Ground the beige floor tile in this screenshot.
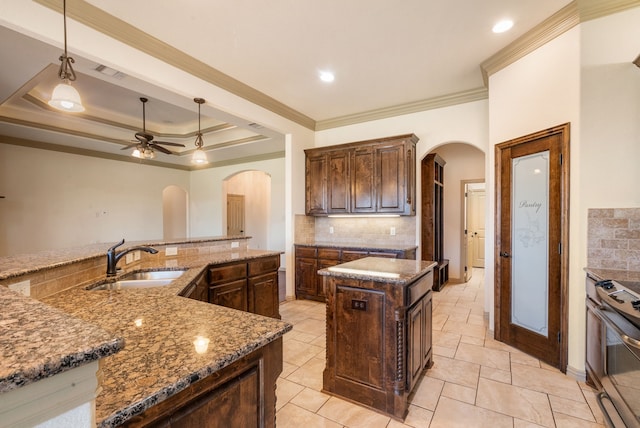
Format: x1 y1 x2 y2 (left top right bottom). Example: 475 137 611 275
441 318 486 339
476 378 554 427
286 356 326 391
581 389 606 425
511 363 583 402
277 377 305 410
480 365 512 384
430 396 513 428
454 342 511 371
432 330 461 349
425 355 480 388
403 404 434 427
290 387 331 413
283 338 324 366
293 318 326 336
409 375 444 411
460 335 484 346
549 394 596 422
281 360 298 378
431 313 448 331
433 345 456 358
514 418 547 427
276 403 343 428
317 396 391 428
441 382 476 404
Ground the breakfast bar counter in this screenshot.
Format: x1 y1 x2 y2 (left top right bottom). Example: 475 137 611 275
1 240 291 427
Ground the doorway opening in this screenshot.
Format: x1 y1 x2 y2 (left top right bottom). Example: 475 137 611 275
223 170 271 250
461 180 485 283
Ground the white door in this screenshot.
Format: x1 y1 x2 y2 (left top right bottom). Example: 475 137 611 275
468 188 485 268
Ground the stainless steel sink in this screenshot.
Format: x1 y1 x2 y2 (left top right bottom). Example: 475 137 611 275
88 270 186 290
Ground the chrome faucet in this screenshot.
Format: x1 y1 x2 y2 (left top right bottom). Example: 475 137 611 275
106 239 158 277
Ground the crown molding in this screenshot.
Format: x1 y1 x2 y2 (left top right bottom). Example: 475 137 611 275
35 0 316 131
0 134 191 170
480 2 580 86
480 0 640 84
315 88 488 131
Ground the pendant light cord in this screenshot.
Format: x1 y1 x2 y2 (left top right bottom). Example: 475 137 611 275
58 0 77 82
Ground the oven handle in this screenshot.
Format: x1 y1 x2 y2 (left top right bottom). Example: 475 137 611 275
589 299 640 350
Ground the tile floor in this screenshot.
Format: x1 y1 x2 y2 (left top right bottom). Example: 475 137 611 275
276 269 606 427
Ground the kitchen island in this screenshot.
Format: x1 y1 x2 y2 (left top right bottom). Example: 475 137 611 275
318 257 436 420
0 238 291 427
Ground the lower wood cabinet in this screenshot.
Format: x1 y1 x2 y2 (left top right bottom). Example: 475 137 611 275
207 255 281 318
122 337 283 428
323 271 433 420
295 245 416 301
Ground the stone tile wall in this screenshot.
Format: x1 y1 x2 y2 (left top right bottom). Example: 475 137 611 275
587 208 640 271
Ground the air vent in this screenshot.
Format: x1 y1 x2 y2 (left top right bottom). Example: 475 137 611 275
94 64 127 80
248 122 264 129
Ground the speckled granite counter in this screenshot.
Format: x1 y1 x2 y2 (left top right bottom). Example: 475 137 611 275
0 287 123 393
3 248 291 427
0 236 248 280
318 256 436 284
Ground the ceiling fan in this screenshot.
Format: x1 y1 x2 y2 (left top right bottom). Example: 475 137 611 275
121 97 185 158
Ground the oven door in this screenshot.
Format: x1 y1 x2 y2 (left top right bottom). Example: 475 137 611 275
596 303 640 427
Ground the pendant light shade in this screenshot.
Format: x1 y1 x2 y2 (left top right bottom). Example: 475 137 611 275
191 98 209 165
48 0 85 113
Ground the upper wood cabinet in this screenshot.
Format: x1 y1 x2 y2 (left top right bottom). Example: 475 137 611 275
305 134 418 216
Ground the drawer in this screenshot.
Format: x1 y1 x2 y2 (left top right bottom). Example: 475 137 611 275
318 247 341 260
407 271 433 307
295 246 317 258
342 250 369 261
368 251 397 259
248 256 280 276
209 263 247 284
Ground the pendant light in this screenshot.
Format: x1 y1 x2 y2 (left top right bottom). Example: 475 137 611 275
191 98 209 165
48 0 85 112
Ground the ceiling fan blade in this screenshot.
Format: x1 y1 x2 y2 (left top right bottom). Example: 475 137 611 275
150 143 173 155
135 131 153 143
153 141 186 147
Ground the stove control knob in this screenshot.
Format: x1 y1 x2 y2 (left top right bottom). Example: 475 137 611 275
596 279 614 290
632 300 640 310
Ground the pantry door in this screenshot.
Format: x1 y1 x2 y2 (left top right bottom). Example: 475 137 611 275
494 123 569 371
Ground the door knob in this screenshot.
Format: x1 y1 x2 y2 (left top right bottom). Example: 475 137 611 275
500 251 510 258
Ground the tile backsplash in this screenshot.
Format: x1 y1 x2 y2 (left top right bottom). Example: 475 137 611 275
587 208 640 271
295 214 416 246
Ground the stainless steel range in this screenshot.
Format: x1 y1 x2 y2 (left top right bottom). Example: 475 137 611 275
586 277 640 427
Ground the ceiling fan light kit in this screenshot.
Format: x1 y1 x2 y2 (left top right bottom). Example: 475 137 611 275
48 0 85 113
122 97 185 159
191 98 209 165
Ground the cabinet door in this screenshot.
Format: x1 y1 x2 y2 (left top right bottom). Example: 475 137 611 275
210 280 248 312
295 257 318 298
342 250 369 262
375 140 407 213
328 150 351 214
317 259 340 299
306 152 328 215
352 146 376 213
249 272 279 318
423 293 433 370
407 300 424 392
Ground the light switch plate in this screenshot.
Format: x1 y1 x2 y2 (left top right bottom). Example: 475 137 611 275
165 247 178 256
9 280 30 296
231 242 239 248
390 227 396 236
125 253 134 264
134 251 141 261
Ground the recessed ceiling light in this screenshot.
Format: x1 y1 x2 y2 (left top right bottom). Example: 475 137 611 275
492 19 513 33
319 71 335 83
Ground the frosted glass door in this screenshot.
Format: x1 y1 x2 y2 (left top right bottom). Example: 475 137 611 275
511 151 549 337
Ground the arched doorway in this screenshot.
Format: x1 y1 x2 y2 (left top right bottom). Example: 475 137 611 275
162 185 188 240
223 170 271 250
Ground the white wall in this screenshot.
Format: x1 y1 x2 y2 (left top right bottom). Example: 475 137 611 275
224 170 271 250
488 27 581 374
430 143 485 281
0 143 190 256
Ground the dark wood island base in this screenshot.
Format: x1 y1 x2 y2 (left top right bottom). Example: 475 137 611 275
319 257 436 421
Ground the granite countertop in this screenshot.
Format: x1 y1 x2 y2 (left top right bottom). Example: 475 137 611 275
0 235 249 280
318 256 437 285
3 248 291 427
295 241 418 252
0 287 123 394
584 267 640 283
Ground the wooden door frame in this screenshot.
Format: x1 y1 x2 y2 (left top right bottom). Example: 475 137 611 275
494 123 570 372
460 179 485 282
